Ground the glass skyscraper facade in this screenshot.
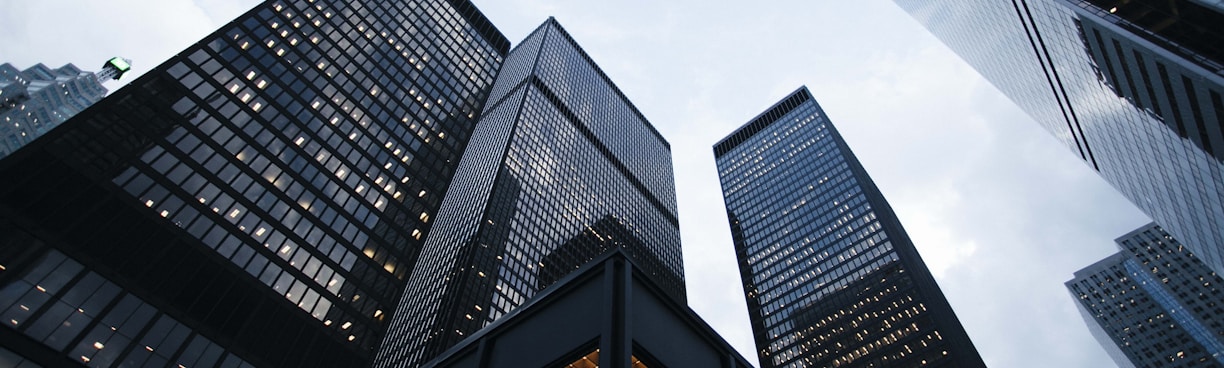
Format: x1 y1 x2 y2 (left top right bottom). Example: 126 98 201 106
375 18 684 367
1067 223 1224 367
0 60 122 158
0 0 509 366
894 0 1224 276
715 87 984 368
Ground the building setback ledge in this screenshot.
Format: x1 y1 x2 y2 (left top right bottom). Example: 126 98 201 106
423 249 752 368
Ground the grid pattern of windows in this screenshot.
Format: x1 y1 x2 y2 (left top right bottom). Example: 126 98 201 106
376 18 682 367
1068 224 1224 367
0 242 253 368
101 0 508 354
0 0 508 366
894 0 1224 279
715 87 984 367
1073 0 1224 72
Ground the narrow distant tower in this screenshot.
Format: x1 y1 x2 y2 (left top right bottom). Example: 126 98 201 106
0 57 129 157
715 87 985 367
1067 223 1224 367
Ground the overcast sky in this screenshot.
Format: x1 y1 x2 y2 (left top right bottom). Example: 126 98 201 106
1 0 1153 366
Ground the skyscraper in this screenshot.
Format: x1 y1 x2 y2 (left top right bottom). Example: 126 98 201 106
894 0 1224 275
0 0 509 366
715 87 985 367
1067 223 1224 367
375 18 684 367
0 58 129 158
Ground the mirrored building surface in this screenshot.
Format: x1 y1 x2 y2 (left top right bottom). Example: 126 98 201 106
0 0 509 366
894 0 1224 276
1067 223 1224 367
714 87 985 368
375 18 684 368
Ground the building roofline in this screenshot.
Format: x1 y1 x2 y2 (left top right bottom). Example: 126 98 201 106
1112 222 1159 244
1068 251 1129 282
713 86 812 158
445 0 512 55
542 18 672 150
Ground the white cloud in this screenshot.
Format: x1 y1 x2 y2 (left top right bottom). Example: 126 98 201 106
191 0 257 25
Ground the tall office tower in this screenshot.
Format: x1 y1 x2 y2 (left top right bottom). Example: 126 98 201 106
375 18 684 367
0 58 130 158
894 0 1224 275
1067 223 1224 367
0 0 509 366
715 87 985 368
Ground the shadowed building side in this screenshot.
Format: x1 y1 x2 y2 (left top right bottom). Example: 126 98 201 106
426 168 521 355
0 0 509 366
538 214 674 292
